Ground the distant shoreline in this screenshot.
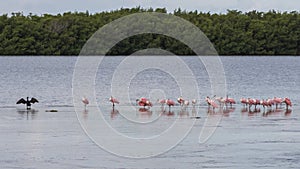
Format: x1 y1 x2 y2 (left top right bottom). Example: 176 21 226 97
0 8 299 55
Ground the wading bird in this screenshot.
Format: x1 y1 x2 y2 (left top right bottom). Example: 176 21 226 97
273 97 283 109
157 99 166 107
283 97 292 110
182 100 190 110
177 96 185 106
183 100 189 107
240 98 248 107
166 99 175 111
109 96 119 108
191 99 197 107
225 95 236 108
16 97 39 110
260 99 268 110
266 98 274 109
82 97 89 109
248 98 260 110
136 98 152 109
205 96 218 110
215 97 225 107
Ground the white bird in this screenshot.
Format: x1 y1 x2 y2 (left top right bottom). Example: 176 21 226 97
82 97 89 109
192 99 197 107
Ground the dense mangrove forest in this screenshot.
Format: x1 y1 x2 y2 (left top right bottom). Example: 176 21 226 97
0 7 299 55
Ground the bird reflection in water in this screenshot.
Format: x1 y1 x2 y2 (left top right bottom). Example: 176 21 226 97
156 107 174 117
284 109 292 116
191 107 196 116
262 108 292 117
110 108 119 119
241 107 248 115
137 108 152 118
178 109 189 118
240 107 261 116
81 108 120 120
239 106 292 117
164 110 175 117
262 109 280 117
223 107 235 117
247 108 261 116
206 107 220 115
17 108 38 120
82 109 88 119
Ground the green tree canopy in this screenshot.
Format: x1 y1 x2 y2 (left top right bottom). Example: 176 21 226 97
0 8 299 55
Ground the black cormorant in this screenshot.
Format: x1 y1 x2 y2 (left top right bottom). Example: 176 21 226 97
16 97 39 110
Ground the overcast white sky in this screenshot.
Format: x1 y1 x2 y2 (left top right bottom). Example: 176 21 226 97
0 0 299 15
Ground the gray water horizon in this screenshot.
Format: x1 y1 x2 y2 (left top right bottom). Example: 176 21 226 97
0 56 299 168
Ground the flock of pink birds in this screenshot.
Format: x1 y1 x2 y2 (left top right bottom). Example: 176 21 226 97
82 95 292 111
205 96 292 110
240 97 292 110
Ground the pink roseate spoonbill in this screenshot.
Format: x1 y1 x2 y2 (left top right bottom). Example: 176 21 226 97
254 99 260 110
225 95 236 108
82 97 89 109
166 99 175 111
205 96 218 109
247 98 255 109
16 97 39 110
215 97 225 107
283 97 292 110
157 99 166 107
266 98 274 109
248 98 259 110
109 96 119 107
136 98 144 106
273 97 283 109
205 96 211 108
136 97 147 106
247 98 257 110
240 98 248 107
145 100 153 108
260 99 268 110
136 98 152 109
177 96 185 106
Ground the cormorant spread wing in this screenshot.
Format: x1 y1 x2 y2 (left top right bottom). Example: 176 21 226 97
30 97 39 104
16 98 26 104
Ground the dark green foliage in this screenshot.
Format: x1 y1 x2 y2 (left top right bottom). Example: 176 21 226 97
107 34 196 55
0 8 299 55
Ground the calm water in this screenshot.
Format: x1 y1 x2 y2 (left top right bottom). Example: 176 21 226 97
0 56 299 169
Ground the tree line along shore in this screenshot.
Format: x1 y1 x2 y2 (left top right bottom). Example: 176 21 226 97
0 7 299 55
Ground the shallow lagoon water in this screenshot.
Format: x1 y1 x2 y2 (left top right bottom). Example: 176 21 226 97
0 56 299 169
